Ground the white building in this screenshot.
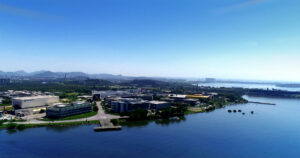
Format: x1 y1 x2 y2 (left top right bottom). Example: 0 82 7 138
12 96 59 109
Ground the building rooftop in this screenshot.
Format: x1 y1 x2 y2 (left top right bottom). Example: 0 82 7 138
12 95 58 100
112 98 148 104
47 102 91 111
149 101 169 104
168 94 187 98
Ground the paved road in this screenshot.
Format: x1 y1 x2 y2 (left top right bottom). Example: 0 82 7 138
12 102 121 124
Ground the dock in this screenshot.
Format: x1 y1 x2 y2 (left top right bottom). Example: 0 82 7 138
94 119 122 132
248 101 276 105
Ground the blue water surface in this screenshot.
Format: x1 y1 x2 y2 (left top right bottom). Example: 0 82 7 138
1 96 300 158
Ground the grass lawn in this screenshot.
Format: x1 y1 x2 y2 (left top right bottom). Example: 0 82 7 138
0 105 13 111
40 111 98 121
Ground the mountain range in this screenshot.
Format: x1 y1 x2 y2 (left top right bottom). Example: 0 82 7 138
0 70 133 80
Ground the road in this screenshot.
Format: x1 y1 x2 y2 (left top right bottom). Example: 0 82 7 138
12 102 121 124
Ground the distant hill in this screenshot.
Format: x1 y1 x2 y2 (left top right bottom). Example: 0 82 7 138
0 70 191 84
0 70 133 81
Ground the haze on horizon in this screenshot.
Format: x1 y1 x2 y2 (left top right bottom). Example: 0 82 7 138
0 0 299 82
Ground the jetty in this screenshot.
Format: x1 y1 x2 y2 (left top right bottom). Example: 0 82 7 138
94 119 122 132
248 101 276 105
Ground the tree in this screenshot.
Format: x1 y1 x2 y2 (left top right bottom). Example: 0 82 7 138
17 124 26 130
175 105 187 115
129 108 148 121
158 107 176 119
40 109 45 113
92 102 98 112
6 123 17 130
1 98 12 106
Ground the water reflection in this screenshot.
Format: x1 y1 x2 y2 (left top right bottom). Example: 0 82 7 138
6 129 17 134
155 117 186 126
121 117 187 128
45 126 81 132
121 120 151 128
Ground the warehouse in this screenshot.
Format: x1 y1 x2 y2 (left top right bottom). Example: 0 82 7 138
12 96 59 109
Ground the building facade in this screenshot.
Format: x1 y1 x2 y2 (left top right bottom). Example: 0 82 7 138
12 96 59 109
111 98 149 113
149 101 171 110
46 102 92 119
110 99 170 113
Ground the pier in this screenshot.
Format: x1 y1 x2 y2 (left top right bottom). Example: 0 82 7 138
248 101 276 105
94 119 122 132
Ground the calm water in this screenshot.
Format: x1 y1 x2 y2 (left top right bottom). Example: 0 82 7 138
198 82 300 91
1 96 300 158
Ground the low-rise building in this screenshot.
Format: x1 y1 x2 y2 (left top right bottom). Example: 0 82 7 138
183 99 199 106
46 102 92 119
168 94 187 101
109 98 171 113
92 89 145 101
92 90 130 100
122 94 153 101
149 101 170 110
111 98 149 113
186 94 211 99
12 96 59 109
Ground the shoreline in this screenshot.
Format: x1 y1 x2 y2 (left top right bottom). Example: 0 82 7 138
0 100 248 130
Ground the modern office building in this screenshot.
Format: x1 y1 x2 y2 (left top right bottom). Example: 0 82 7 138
149 101 171 110
110 98 171 113
12 96 59 109
123 94 153 101
92 90 130 100
111 98 149 113
46 102 92 119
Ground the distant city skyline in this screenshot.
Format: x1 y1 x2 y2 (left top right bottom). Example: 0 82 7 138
1 0 300 81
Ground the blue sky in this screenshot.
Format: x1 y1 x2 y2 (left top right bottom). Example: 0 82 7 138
0 0 300 81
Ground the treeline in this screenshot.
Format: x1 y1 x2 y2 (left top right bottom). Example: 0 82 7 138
245 89 300 98
120 105 187 121
0 80 112 93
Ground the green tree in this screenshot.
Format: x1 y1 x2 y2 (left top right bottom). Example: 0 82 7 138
6 123 17 130
129 108 148 120
17 124 26 131
93 104 99 112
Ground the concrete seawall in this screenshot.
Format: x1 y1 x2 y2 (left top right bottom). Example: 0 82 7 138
94 119 122 132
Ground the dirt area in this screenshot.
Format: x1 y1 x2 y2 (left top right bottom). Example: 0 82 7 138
23 113 46 120
0 106 13 111
188 107 205 113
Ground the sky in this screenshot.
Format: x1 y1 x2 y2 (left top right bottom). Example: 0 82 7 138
0 0 300 82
